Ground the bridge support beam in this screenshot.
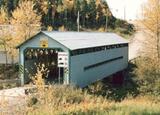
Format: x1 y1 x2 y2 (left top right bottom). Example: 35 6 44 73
111 71 124 85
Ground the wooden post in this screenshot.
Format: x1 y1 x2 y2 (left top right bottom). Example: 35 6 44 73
58 67 61 84
77 11 80 32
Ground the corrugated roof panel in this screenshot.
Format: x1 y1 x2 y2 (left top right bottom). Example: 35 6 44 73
42 31 128 50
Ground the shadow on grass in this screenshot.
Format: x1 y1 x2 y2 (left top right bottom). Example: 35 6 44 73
84 62 140 101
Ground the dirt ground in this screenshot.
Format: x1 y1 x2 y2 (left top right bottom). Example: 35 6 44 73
129 23 145 60
0 87 27 115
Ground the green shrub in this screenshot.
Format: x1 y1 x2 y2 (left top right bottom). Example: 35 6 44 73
50 85 85 104
133 57 160 97
27 97 38 107
85 76 139 101
0 84 3 90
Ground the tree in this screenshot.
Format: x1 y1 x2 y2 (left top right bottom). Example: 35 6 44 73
5 0 42 62
32 0 63 27
0 0 14 15
11 0 41 42
0 7 8 24
140 0 160 61
0 7 10 65
134 0 160 96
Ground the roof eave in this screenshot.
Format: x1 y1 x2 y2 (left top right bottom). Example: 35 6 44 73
41 31 71 51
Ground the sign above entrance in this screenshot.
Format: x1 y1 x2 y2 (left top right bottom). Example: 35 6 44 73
40 38 48 48
58 52 68 68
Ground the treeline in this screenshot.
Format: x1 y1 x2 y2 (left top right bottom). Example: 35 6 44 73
0 0 134 65
0 0 133 31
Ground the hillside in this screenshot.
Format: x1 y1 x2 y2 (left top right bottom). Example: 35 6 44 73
0 0 134 35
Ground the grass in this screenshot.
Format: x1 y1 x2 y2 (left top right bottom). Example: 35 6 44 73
108 97 160 115
23 66 160 115
0 85 159 115
0 82 19 90
1 84 160 115
107 27 135 39
24 86 160 115
0 64 19 90
1 63 160 115
0 45 4 50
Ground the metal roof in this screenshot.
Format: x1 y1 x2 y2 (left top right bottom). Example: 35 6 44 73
17 31 129 50
42 31 129 50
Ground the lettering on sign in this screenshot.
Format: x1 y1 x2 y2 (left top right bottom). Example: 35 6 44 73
58 52 68 67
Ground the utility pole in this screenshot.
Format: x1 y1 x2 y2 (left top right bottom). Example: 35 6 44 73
124 6 126 20
105 15 108 32
77 11 80 32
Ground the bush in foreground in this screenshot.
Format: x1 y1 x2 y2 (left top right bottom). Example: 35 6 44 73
25 85 160 115
3 62 158 115
22 63 160 115
133 57 160 97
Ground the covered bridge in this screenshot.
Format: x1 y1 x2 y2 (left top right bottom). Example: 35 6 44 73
17 31 129 87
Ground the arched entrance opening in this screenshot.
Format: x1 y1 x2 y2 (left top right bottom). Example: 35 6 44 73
24 48 64 84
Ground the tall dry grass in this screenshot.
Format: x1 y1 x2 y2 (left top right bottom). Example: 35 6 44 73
25 66 160 115
0 64 160 115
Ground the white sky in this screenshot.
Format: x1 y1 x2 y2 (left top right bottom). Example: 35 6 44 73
106 0 147 20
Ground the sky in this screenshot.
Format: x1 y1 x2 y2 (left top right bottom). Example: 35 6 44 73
106 0 147 20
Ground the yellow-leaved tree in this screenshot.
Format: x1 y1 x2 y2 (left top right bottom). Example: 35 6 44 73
0 7 9 24
11 0 41 42
134 0 160 95
0 7 11 64
9 0 42 60
140 0 160 61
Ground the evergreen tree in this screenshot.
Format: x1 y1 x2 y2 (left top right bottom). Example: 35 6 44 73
0 0 132 32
